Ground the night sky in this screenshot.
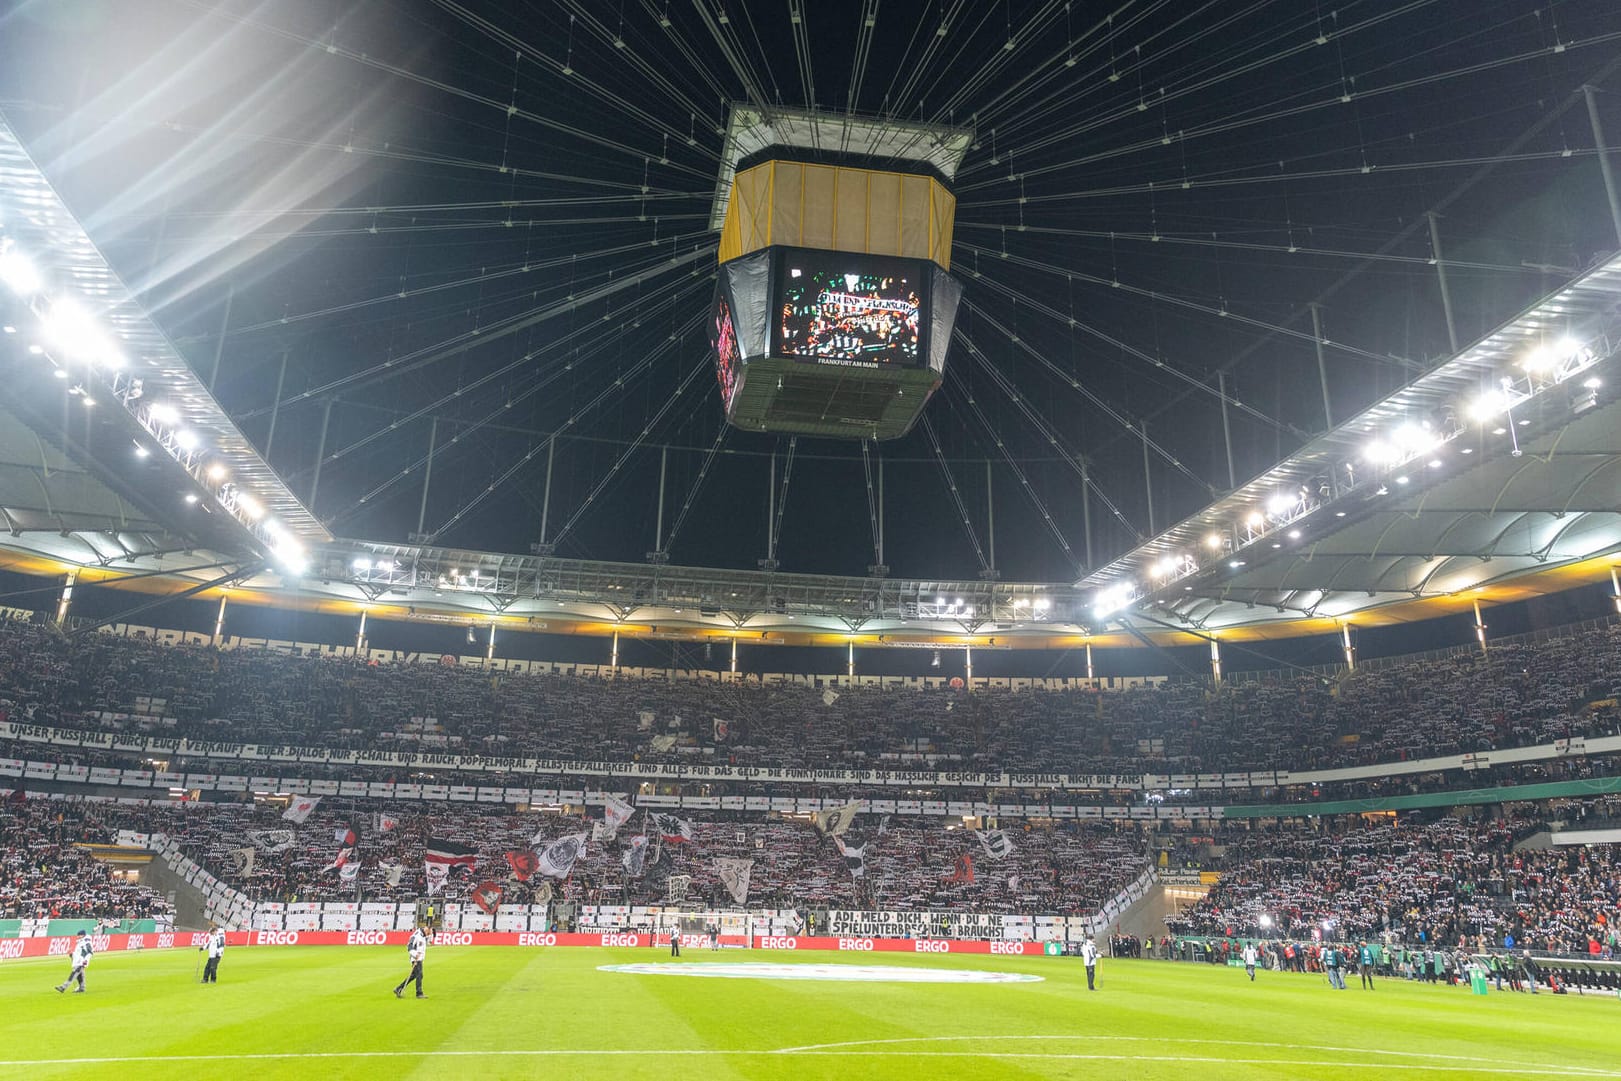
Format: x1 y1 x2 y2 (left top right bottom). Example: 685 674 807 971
2 0 1618 583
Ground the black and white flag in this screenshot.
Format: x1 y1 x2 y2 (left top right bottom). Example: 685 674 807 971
975 829 1016 860
834 836 866 878
537 832 588 879
715 858 752 905
228 847 255 878
248 829 296 852
621 834 651 877
812 802 862 837
651 813 694 843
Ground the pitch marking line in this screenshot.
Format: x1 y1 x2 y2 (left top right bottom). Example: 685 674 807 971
1 1041 1615 1076
777 1035 1618 1076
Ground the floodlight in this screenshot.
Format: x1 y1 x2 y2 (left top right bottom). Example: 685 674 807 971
1267 494 1295 518
206 463 228 482
175 429 199 451
352 557 372 572
0 247 41 295
1361 440 1396 464
1204 532 1223 550
148 403 180 425
1468 388 1509 422
236 493 263 519
1391 423 1433 451
1522 343 1557 372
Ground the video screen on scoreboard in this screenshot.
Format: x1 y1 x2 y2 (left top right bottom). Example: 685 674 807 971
773 250 926 368
713 290 741 410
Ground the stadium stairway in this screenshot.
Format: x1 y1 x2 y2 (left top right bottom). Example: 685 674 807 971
1107 881 1178 943
139 854 208 931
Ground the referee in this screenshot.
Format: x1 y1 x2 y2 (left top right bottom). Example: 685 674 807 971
55 930 93 994
394 926 428 999
201 926 226 983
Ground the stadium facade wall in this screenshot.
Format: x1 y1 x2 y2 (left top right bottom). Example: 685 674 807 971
89 619 1171 693
6 717 1617 798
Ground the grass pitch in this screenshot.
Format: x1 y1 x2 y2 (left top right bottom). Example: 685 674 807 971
1 946 1617 1080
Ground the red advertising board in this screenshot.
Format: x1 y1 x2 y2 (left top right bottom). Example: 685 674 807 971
1 930 1049 960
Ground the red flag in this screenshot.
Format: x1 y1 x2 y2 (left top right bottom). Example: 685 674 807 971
4 788 23 804
944 853 974 883
472 880 504 914
505 850 539 882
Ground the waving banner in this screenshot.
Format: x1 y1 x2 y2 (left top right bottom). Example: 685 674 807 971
537 832 588 879
715 858 753 905
248 830 296 852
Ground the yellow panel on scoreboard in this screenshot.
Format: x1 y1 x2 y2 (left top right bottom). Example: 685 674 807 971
718 160 955 269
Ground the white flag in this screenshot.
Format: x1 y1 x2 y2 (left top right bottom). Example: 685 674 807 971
637 710 655 731
975 829 1016 860
715 858 752 905
374 813 400 833
281 795 321 824
590 821 615 844
603 794 636 830
649 734 678 752
537 832 588 879
822 689 839 706
666 874 691 904
384 862 405 888
339 862 360 882
424 861 449 895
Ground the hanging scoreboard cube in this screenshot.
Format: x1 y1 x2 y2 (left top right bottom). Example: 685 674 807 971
709 107 969 440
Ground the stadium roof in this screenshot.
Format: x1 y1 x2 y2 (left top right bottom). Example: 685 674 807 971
0 113 329 574
1 3 1621 649
1083 252 1621 635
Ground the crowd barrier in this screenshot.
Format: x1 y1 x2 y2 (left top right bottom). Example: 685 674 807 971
0 929 1068 961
